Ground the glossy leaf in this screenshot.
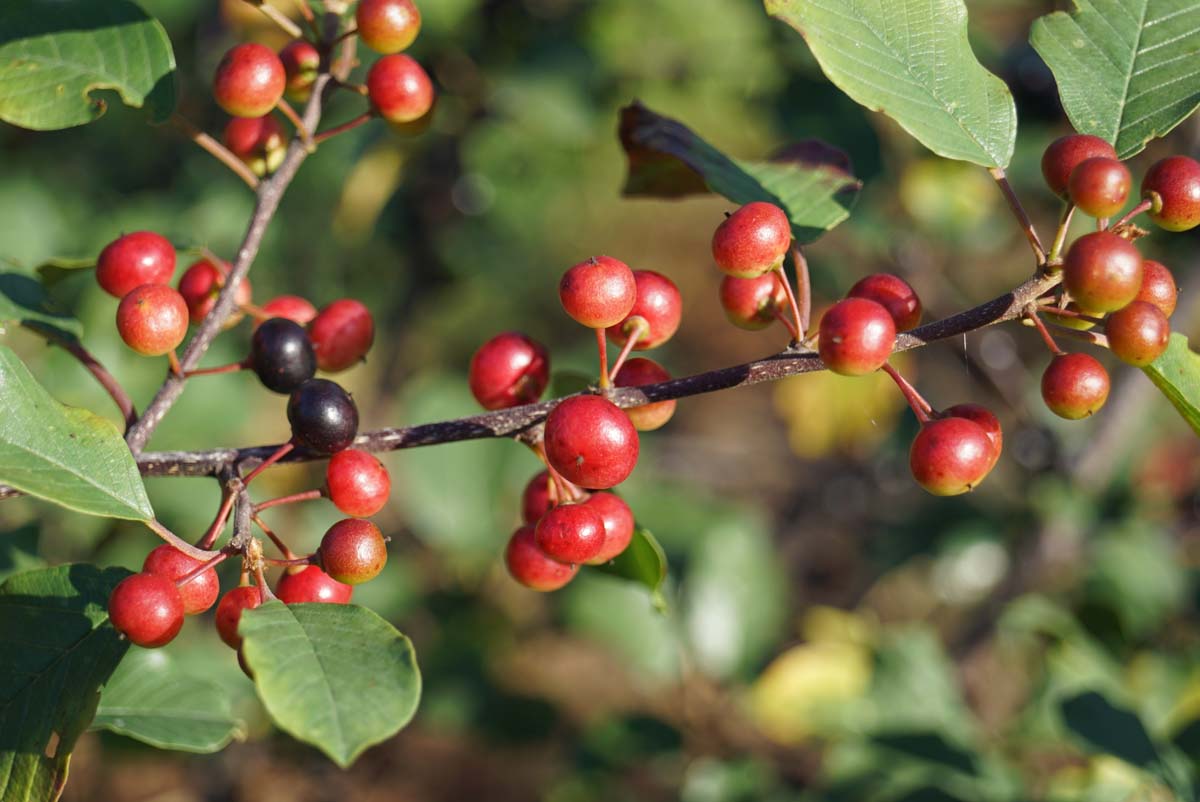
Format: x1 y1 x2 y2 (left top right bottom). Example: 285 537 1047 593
0 345 152 521
93 649 245 754
0 526 43 586
619 102 860 243
765 0 1016 167
1032 0 1200 159
240 602 421 768
593 527 669 612
0 564 131 802
0 267 82 340
0 0 176 131
1142 334 1200 436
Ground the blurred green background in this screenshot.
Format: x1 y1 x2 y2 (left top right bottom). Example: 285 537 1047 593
4 0 1200 799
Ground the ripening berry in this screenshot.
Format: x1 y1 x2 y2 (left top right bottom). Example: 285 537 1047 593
818 298 896 376
367 54 435 124
116 284 189 356
606 270 682 350
1135 260 1177 318
142 544 219 615
308 299 375 373
250 317 317 393
288 379 360 453
521 470 560 524
847 273 922 331
909 417 994 496
505 525 578 591
279 40 320 102
319 519 388 585
1104 301 1170 367
941 403 1003 470
468 332 550 410
356 0 422 54
544 395 639 490
613 357 676 431
711 201 792 278
582 492 635 565
719 273 788 330
1068 157 1131 219
1142 155 1200 232
1041 134 1117 199
259 294 318 327
559 256 637 329
108 572 185 648
223 115 287 177
1041 353 1110 419
96 231 176 298
534 502 606 564
177 258 251 324
1043 303 1099 332
1062 231 1143 313
215 586 262 650
277 565 353 605
325 448 391 517
213 43 286 118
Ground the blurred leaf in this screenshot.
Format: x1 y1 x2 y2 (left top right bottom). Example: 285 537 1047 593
549 370 593 399
34 258 94 288
1031 0 1200 159
0 268 82 339
93 649 245 754
619 102 860 243
1085 524 1185 637
1061 691 1159 768
0 0 176 131
0 345 152 521
1142 334 1200 437
593 527 669 612
872 732 980 776
240 602 421 768
749 640 872 743
765 0 1017 167
0 564 131 802
0 525 43 585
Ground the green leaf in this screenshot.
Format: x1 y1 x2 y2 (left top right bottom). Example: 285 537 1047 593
1031 0 1200 159
0 0 176 131
619 102 861 243
93 649 245 754
1142 334 1200 436
240 602 422 768
0 564 131 802
34 258 94 289
593 527 669 612
0 526 43 586
0 267 82 340
764 0 1017 168
0 345 152 521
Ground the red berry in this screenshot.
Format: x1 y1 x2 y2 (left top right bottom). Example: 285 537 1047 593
319 519 388 585
468 332 550 410
213 43 286 118
1068 157 1131 219
909 417 994 496
279 40 320 101
177 258 252 324
1142 155 1200 232
505 525 578 591
521 470 560 524
96 231 176 298
142 544 219 615
1135 260 1177 318
613 357 676 431
116 284 189 356
544 395 639 490
367 54 434 124
719 273 788 330
1041 134 1117 199
325 448 391 517
1062 231 1143 313
941 403 1002 470
582 492 634 565
276 565 353 605
847 273 922 331
215 586 262 650
108 572 185 648
259 294 318 327
223 115 287 177
1041 353 1110 419
818 298 896 376
711 202 792 278
534 502 606 564
559 256 637 329
308 298 375 372
606 270 682 350
356 0 422 54
1104 301 1170 367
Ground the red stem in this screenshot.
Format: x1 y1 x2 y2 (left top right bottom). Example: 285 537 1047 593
313 111 374 144
253 515 297 560
266 555 316 567
24 323 137 431
186 359 249 378
243 441 295 485
1111 199 1152 229
772 307 800 341
1024 309 1065 356
608 319 648 381
196 491 237 549
774 263 805 345
176 550 229 587
254 488 324 512
882 362 932 423
595 328 611 390
989 167 1046 265
277 99 313 146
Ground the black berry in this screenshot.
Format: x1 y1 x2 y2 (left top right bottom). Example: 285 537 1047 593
287 378 359 453
250 317 316 393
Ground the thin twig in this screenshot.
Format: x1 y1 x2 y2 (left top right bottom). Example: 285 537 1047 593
23 322 136 430
144 519 222 562
169 114 259 191
790 245 812 336
989 167 1046 265
254 1 304 38
313 111 373 144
